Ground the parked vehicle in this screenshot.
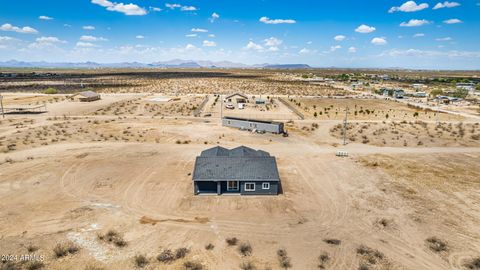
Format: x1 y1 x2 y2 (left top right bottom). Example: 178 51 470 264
225 103 234 109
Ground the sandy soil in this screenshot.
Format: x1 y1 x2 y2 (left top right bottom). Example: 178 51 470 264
1 88 480 270
286 97 464 122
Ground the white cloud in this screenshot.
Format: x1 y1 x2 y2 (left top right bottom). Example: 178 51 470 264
330 45 341 52
307 41 312 45
191 28 208 33
185 34 197 37
36 36 66 44
259 16 296 24
334 35 346 41
264 37 283 47
165 3 196 11
64 24 72 27
185 44 196 50
267 46 279 52
436 37 452 41
165 3 181 9
83 25 95 30
382 48 480 58
371 37 387 45
413 33 425 37
433 1 460 9
181 6 197 11
91 0 147 15
443 18 462 24
76 41 98 48
389 1 429 13
355 24 376 33
150 6 161 12
299 48 312 54
0 23 38 34
210 12 220 23
39 16 53 20
203 40 216 47
348 46 357 53
400 19 431 27
208 34 215 38
135 35 144 39
245 41 263 51
80 35 108 41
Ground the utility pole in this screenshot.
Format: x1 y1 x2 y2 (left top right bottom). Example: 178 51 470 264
343 106 349 145
0 93 4 118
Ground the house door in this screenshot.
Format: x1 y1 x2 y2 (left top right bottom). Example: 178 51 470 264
227 181 239 191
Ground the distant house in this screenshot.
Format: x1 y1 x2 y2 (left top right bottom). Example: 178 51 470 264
412 83 426 90
412 91 427 98
192 146 280 195
381 88 404 98
70 91 101 102
225 93 248 104
222 116 284 134
456 83 476 93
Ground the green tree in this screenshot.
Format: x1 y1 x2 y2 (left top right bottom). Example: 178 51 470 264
43 87 58 94
430 89 444 97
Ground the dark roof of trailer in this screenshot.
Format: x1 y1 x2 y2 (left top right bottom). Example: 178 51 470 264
193 146 279 181
222 116 283 125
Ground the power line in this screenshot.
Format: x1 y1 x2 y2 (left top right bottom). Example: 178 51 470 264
0 94 4 119
343 106 349 145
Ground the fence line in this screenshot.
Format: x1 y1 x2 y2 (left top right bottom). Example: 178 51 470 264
277 97 305 120
194 95 209 117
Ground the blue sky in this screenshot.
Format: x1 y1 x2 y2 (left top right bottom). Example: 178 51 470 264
0 0 479 69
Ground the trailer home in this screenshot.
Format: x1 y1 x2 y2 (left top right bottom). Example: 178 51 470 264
222 116 284 134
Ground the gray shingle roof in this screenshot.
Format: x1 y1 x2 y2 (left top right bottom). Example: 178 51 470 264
193 146 279 181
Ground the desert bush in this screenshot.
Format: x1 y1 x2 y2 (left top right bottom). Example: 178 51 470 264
226 237 238 246
84 264 105 270
318 252 330 269
238 242 252 256
43 87 58 95
184 261 203 270
277 248 287 258
175 247 190 259
240 261 256 270
426 237 448 252
133 254 149 268
98 230 127 247
25 261 44 270
27 244 39 252
0 261 20 270
157 249 174 263
356 245 384 265
53 242 78 258
358 264 369 270
277 248 292 269
464 257 480 270
323 238 341 245
205 243 214 250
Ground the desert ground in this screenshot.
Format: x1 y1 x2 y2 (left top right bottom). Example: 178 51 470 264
0 69 480 270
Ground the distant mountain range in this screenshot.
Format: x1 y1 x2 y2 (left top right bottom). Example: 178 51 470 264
0 59 312 69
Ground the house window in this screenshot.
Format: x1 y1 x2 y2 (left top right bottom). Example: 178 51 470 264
262 182 270 189
244 183 255 191
227 181 239 191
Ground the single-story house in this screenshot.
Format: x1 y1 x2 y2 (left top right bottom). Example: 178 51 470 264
192 146 280 195
70 91 101 102
225 93 248 104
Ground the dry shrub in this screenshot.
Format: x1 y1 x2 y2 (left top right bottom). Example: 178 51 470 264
133 254 149 268
323 238 341 245
175 247 189 259
464 257 480 270
157 249 174 263
426 237 448 252
97 230 127 247
205 243 214 250
53 242 79 258
356 245 384 265
318 252 330 269
277 248 292 269
240 261 256 270
226 237 238 246
238 242 252 256
184 261 203 270
25 261 44 270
